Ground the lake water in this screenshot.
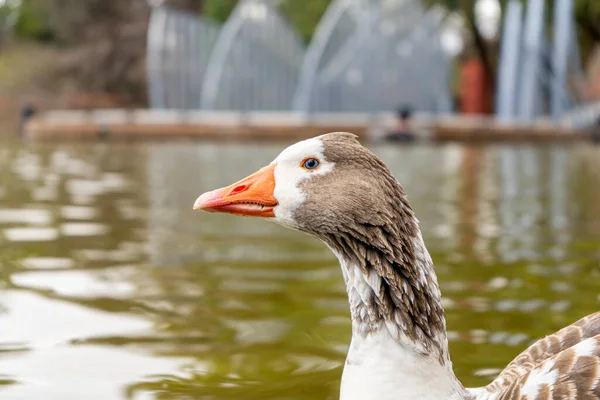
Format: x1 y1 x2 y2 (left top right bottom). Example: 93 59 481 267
1 138 600 399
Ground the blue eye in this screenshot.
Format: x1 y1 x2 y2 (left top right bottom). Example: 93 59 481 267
302 157 320 170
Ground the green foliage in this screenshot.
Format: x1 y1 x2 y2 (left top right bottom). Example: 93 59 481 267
203 0 238 23
0 4 10 18
278 0 330 42
14 2 53 41
202 0 330 43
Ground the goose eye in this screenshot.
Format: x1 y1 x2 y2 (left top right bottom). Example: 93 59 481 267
301 157 320 170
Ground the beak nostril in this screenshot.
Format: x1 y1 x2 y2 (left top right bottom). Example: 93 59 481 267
229 185 247 196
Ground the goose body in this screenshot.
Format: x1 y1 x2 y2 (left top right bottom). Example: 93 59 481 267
194 132 600 399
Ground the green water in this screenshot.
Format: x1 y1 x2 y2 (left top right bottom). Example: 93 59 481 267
1 139 600 399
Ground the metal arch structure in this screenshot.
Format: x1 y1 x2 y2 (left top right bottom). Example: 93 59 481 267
294 0 452 113
495 0 523 120
146 0 453 114
550 0 585 120
517 0 546 121
495 0 584 122
292 0 373 113
199 0 306 111
364 3 452 113
147 6 221 109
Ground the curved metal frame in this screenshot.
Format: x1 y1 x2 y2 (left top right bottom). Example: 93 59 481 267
199 0 305 111
146 6 221 109
294 0 451 113
147 0 453 114
147 7 169 109
517 0 545 120
551 0 573 119
495 0 523 120
292 0 372 112
496 0 584 122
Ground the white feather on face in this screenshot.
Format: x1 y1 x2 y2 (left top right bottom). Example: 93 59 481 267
270 137 335 229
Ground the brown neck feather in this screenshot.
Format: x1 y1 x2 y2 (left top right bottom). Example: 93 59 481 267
321 192 449 362
295 133 449 362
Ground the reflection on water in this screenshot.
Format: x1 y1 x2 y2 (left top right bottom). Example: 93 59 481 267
1 139 600 399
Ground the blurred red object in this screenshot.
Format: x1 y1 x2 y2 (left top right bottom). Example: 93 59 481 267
459 57 492 114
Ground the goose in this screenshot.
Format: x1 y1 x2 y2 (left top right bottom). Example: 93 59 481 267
193 132 600 400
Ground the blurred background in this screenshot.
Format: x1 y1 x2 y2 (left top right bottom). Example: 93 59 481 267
0 0 599 121
1 0 600 399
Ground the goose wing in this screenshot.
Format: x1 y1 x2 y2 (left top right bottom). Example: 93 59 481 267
474 312 600 399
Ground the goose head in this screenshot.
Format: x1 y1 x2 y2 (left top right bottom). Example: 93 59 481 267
193 132 418 247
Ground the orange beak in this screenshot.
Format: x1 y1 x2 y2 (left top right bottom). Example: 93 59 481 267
193 164 278 217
